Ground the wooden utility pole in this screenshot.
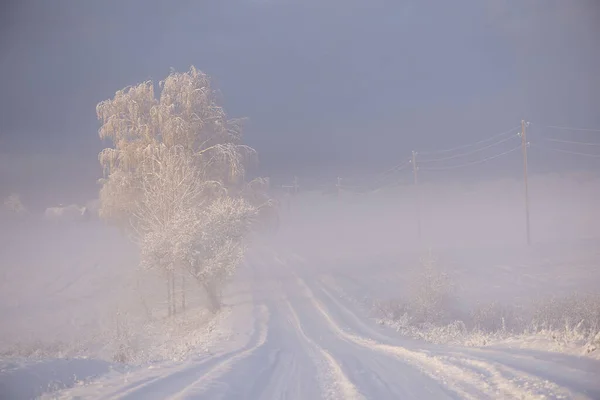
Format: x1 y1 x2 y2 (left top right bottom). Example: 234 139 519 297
282 177 298 212
411 151 422 243
336 177 342 197
283 177 299 194
521 120 531 246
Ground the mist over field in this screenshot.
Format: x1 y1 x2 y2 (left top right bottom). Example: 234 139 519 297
1 1 600 399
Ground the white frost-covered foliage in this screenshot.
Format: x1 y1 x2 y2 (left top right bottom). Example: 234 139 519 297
241 177 280 234
409 252 457 324
96 66 261 315
185 197 255 282
374 292 600 356
3 193 26 215
360 255 600 356
139 193 256 311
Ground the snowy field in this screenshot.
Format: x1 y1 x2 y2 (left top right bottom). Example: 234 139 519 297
0 219 255 398
1 173 600 399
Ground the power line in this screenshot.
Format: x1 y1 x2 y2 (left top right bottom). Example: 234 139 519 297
342 161 412 194
542 137 600 147
313 120 599 199
369 160 411 189
418 125 520 156
375 160 411 178
419 133 519 163
531 143 600 158
369 173 413 193
546 125 600 133
421 144 522 171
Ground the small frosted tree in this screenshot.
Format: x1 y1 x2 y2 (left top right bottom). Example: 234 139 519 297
97 66 261 314
3 193 26 215
165 196 257 311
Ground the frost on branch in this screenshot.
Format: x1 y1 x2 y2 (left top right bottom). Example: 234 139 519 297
96 66 254 230
241 177 280 235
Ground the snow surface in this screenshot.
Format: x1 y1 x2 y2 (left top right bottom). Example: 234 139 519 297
2 176 600 399
8 244 597 400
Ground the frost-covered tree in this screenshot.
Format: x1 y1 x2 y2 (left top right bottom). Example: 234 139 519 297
96 66 261 314
3 193 26 215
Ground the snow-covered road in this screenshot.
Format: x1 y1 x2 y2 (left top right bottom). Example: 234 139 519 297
50 248 600 400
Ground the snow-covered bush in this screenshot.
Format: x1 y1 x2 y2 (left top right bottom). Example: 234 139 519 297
370 266 600 355
376 251 461 327
409 252 458 324
586 331 600 355
530 293 600 335
469 300 527 334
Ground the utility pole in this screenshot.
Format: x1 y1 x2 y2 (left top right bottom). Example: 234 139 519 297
411 151 422 244
282 177 298 212
520 120 531 246
336 177 342 198
283 177 299 194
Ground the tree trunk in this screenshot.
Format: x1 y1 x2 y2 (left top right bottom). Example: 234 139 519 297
181 274 186 312
171 270 177 316
203 282 221 313
167 272 172 317
115 308 121 339
137 278 152 320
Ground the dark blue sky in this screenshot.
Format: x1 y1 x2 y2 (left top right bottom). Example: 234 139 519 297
1 0 599 205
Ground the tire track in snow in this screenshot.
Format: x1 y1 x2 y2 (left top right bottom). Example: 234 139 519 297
462 346 600 387
435 355 568 399
165 304 270 400
491 364 591 400
453 358 577 399
240 345 300 400
293 272 560 400
194 269 322 400
441 352 590 400
284 297 364 400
